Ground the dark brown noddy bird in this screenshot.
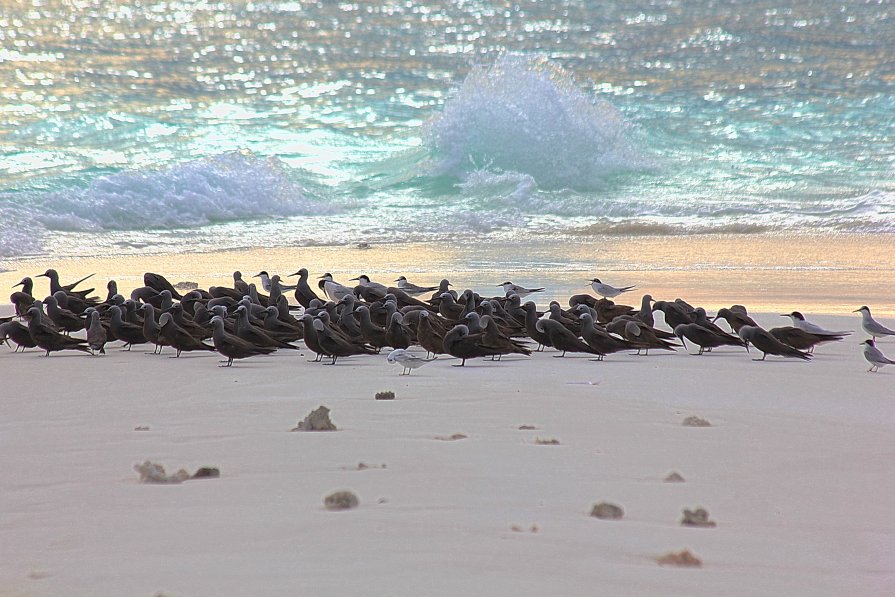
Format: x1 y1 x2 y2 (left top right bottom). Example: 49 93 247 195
480 314 531 360
109 305 149 350
416 310 447 359
578 313 634 360
159 313 215 357
234 305 297 350
210 316 276 366
140 304 168 354
737 325 811 361
437 292 465 321
652 300 695 330
11 277 36 318
635 294 655 327
262 307 304 342
38 269 96 300
43 295 85 334
312 317 377 365
768 326 846 354
674 323 746 355
714 307 758 334
168 302 211 340
442 324 502 366
287 268 321 309
590 298 636 324
0 320 38 352
356 305 389 352
536 318 602 358
618 320 679 355
53 290 94 316
144 272 182 300
522 301 551 351
86 310 107 355
26 306 90 356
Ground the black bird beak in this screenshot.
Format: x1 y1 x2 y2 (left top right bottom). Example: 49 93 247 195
287 271 299 277
36 273 47 278
12 282 22 288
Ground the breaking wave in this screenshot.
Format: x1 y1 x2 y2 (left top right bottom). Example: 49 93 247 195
0 151 330 256
423 55 650 191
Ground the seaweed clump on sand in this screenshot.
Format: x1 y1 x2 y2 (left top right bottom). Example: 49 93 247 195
324 490 359 511
682 416 711 427
681 507 716 528
590 502 624 520
134 461 221 483
657 550 702 567
134 461 190 484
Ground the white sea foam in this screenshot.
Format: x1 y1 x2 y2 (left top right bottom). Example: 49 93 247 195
0 151 330 257
423 55 648 190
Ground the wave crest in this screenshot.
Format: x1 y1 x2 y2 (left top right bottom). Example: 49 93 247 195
0 151 330 257
423 55 648 190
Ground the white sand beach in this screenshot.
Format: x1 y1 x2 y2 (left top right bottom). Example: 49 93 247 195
2 284 894 596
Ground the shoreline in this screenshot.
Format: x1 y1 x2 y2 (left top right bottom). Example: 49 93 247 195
2 232 894 315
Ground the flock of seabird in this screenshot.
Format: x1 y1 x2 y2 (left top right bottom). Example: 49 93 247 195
2 268 894 373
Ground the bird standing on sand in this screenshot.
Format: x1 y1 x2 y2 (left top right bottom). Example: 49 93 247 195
159 313 216 358
783 311 851 337
38 269 96 300
713 307 758 334
351 274 389 294
536 318 602 358
589 278 636 299
498 281 545 299
108 305 149 351
210 316 276 366
674 323 746 355
288 268 321 308
769 326 847 354
318 273 353 302
737 325 811 361
143 272 183 300
854 306 895 340
0 320 37 352
861 339 895 372
254 271 297 293
443 324 502 366
577 312 633 360
26 306 90 356
387 348 433 375
11 278 36 318
86 310 107 355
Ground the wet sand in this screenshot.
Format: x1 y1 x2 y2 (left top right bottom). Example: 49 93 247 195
2 232 894 315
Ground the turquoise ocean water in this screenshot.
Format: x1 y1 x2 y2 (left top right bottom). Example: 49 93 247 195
1 0 893 260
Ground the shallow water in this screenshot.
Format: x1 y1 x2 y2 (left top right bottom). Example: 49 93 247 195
1 0 893 261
